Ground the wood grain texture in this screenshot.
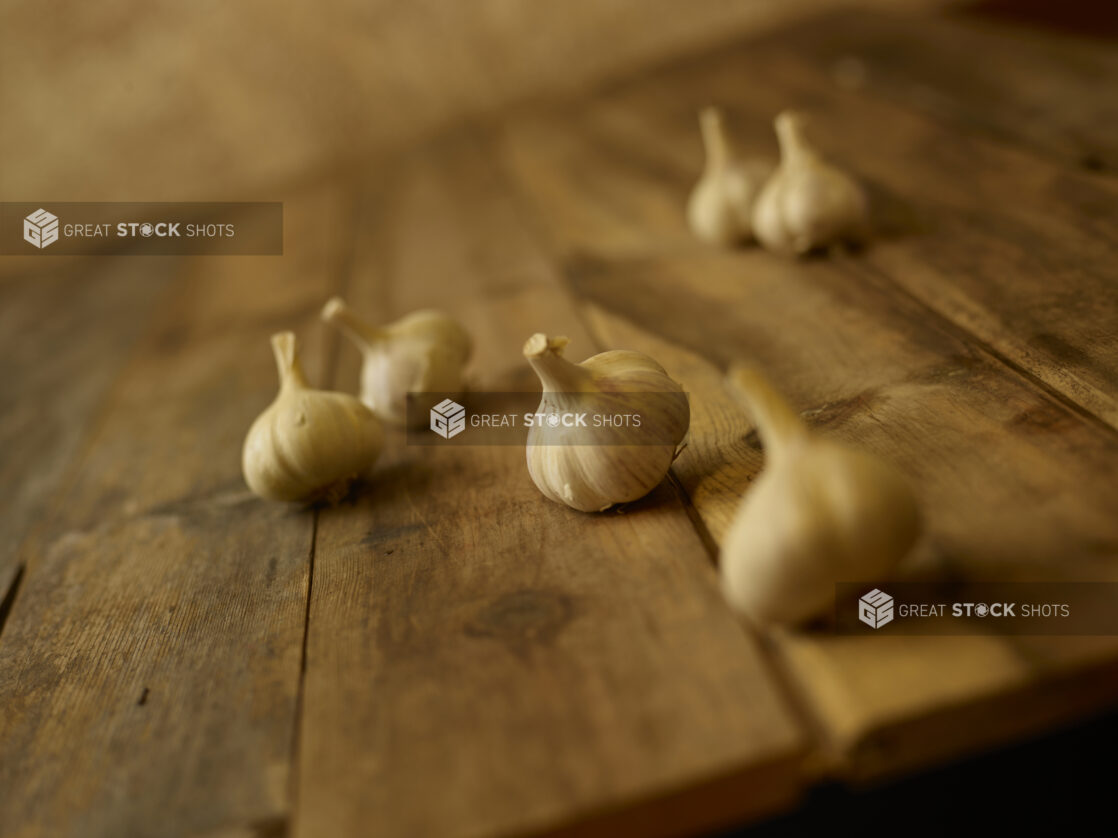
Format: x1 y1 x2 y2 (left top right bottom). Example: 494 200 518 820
503 28 1118 429
293 130 807 838
0 257 173 605
3 6 1118 835
0 188 355 838
766 8 1118 171
497 69 1118 778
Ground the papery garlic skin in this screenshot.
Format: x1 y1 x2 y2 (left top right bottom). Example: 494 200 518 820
752 110 869 255
687 107 772 246
243 332 384 503
721 366 919 625
322 298 471 427
524 334 690 512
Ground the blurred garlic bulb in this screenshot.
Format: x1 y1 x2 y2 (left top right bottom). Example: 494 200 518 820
243 332 383 503
686 107 772 246
752 110 868 255
721 366 919 625
322 297 471 427
523 334 690 512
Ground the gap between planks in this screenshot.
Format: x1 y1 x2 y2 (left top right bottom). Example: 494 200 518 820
487 122 840 782
490 47 1118 785
0 564 26 644
286 187 366 831
0 185 365 838
525 20 1118 431
293 128 810 838
831 256 1118 443
287 509 319 833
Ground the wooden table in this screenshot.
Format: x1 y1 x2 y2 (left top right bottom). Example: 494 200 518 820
2 8 1117 837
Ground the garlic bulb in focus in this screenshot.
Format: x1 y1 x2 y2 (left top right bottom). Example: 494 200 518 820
752 110 869 255
720 366 919 625
322 297 471 427
523 334 690 512
243 332 384 503
686 107 772 246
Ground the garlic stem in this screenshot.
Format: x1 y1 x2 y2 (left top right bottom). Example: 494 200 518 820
272 331 310 391
720 364 919 624
727 366 810 458
245 331 383 503
321 296 386 350
773 111 816 167
523 333 594 392
323 297 472 426
699 107 731 171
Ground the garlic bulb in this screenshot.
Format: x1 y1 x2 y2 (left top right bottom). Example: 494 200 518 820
752 110 869 255
242 331 383 503
321 297 471 427
720 366 919 625
686 107 772 246
523 333 690 512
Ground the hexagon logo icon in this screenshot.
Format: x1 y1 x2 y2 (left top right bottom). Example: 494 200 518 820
858 588 894 629
430 398 466 439
24 208 59 249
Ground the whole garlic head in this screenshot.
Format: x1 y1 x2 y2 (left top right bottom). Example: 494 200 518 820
243 331 384 503
523 334 690 512
686 107 772 246
322 297 471 427
721 366 919 625
752 110 869 255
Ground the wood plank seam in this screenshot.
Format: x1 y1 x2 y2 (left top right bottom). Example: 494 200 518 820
0 564 26 644
494 97 1118 786
286 510 320 837
662 470 847 781
3 258 182 583
477 127 819 830
0 188 364 837
286 188 365 833
579 294 840 790
485 17 1118 796
832 255 1118 441
292 130 810 837
511 27 1118 432
490 128 839 788
659 472 846 781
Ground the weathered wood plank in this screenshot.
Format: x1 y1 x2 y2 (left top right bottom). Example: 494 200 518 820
499 93 1118 778
516 32 1118 430
294 129 807 838
0 187 355 838
0 258 174 607
761 9 1118 172
584 303 1118 777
